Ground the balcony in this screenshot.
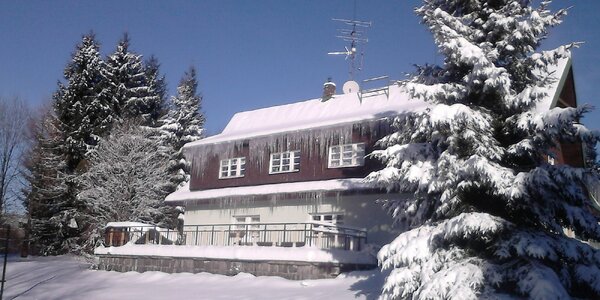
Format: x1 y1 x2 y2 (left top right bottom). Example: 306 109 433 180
104 222 367 251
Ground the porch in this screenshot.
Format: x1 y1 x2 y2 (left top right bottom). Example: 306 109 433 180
104 222 367 251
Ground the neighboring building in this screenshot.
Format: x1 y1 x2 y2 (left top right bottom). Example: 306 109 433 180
164 56 582 249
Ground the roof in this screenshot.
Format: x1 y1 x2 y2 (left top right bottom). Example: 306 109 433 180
184 84 428 148
105 222 152 228
165 178 374 203
168 57 572 203
185 57 570 149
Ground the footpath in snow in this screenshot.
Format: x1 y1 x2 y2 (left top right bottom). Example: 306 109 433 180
3 255 385 300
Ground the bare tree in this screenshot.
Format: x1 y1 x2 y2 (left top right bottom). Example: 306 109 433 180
0 97 29 215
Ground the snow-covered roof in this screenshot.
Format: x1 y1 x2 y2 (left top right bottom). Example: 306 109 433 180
105 222 172 234
185 57 570 149
184 85 427 148
105 221 153 228
165 179 374 203
533 57 571 113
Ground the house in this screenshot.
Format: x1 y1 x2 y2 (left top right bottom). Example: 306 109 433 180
164 55 583 244
163 82 427 250
96 56 585 279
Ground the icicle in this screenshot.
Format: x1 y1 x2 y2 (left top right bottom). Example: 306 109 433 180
185 118 394 188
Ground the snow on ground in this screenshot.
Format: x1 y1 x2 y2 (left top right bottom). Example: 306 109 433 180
95 244 377 265
3 255 385 300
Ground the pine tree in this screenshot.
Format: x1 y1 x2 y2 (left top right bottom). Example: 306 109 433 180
103 33 160 126
78 122 177 241
54 33 112 171
159 66 205 191
368 1 600 298
24 112 88 255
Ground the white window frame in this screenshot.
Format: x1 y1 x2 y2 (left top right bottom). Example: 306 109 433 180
310 213 344 225
233 215 261 230
269 150 300 174
328 143 365 168
219 157 246 179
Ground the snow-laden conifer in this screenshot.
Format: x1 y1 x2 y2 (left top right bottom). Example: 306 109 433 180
103 33 161 126
367 1 600 298
25 112 88 255
143 55 168 126
53 33 111 170
159 66 205 191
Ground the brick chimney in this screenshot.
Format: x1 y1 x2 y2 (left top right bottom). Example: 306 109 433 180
322 78 336 102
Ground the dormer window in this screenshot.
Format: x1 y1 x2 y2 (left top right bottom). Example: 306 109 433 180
269 150 300 174
328 143 365 168
219 157 246 179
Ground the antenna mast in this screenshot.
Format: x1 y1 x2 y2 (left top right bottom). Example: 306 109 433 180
327 5 371 81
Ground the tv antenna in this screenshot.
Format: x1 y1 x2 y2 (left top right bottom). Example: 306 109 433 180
327 17 371 81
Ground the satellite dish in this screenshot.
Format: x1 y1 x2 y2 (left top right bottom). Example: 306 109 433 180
343 80 360 94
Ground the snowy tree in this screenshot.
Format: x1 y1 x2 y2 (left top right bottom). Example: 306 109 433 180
54 32 112 171
367 1 600 299
24 111 88 255
143 55 168 126
103 33 161 126
78 122 178 248
159 66 205 191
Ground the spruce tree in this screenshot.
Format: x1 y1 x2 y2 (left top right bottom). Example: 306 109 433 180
103 33 159 126
54 33 111 171
368 1 600 298
159 66 205 191
144 55 168 126
24 113 87 255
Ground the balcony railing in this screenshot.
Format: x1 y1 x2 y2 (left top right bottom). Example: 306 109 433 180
104 222 367 251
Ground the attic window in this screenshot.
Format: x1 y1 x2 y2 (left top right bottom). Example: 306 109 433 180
219 157 246 179
269 150 300 174
328 143 365 168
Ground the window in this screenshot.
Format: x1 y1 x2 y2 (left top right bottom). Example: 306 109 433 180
328 143 365 168
269 150 300 174
234 215 260 230
311 213 344 225
219 157 246 179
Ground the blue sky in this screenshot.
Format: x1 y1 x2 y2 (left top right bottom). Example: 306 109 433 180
0 1 598 135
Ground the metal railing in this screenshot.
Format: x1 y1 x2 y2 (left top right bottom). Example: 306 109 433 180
104 222 367 251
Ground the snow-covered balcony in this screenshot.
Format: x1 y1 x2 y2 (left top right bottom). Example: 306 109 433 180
102 221 367 251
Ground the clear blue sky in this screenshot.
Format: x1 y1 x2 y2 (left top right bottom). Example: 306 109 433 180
1 1 599 136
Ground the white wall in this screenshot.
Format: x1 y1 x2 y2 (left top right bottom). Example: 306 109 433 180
184 193 405 246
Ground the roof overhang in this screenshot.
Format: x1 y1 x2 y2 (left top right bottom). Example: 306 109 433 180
165 178 376 205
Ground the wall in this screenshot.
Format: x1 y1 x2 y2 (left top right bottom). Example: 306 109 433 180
185 193 403 246
553 67 585 167
97 254 375 280
189 122 389 190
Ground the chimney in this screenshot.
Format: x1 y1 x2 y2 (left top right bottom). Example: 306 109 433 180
322 77 336 102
